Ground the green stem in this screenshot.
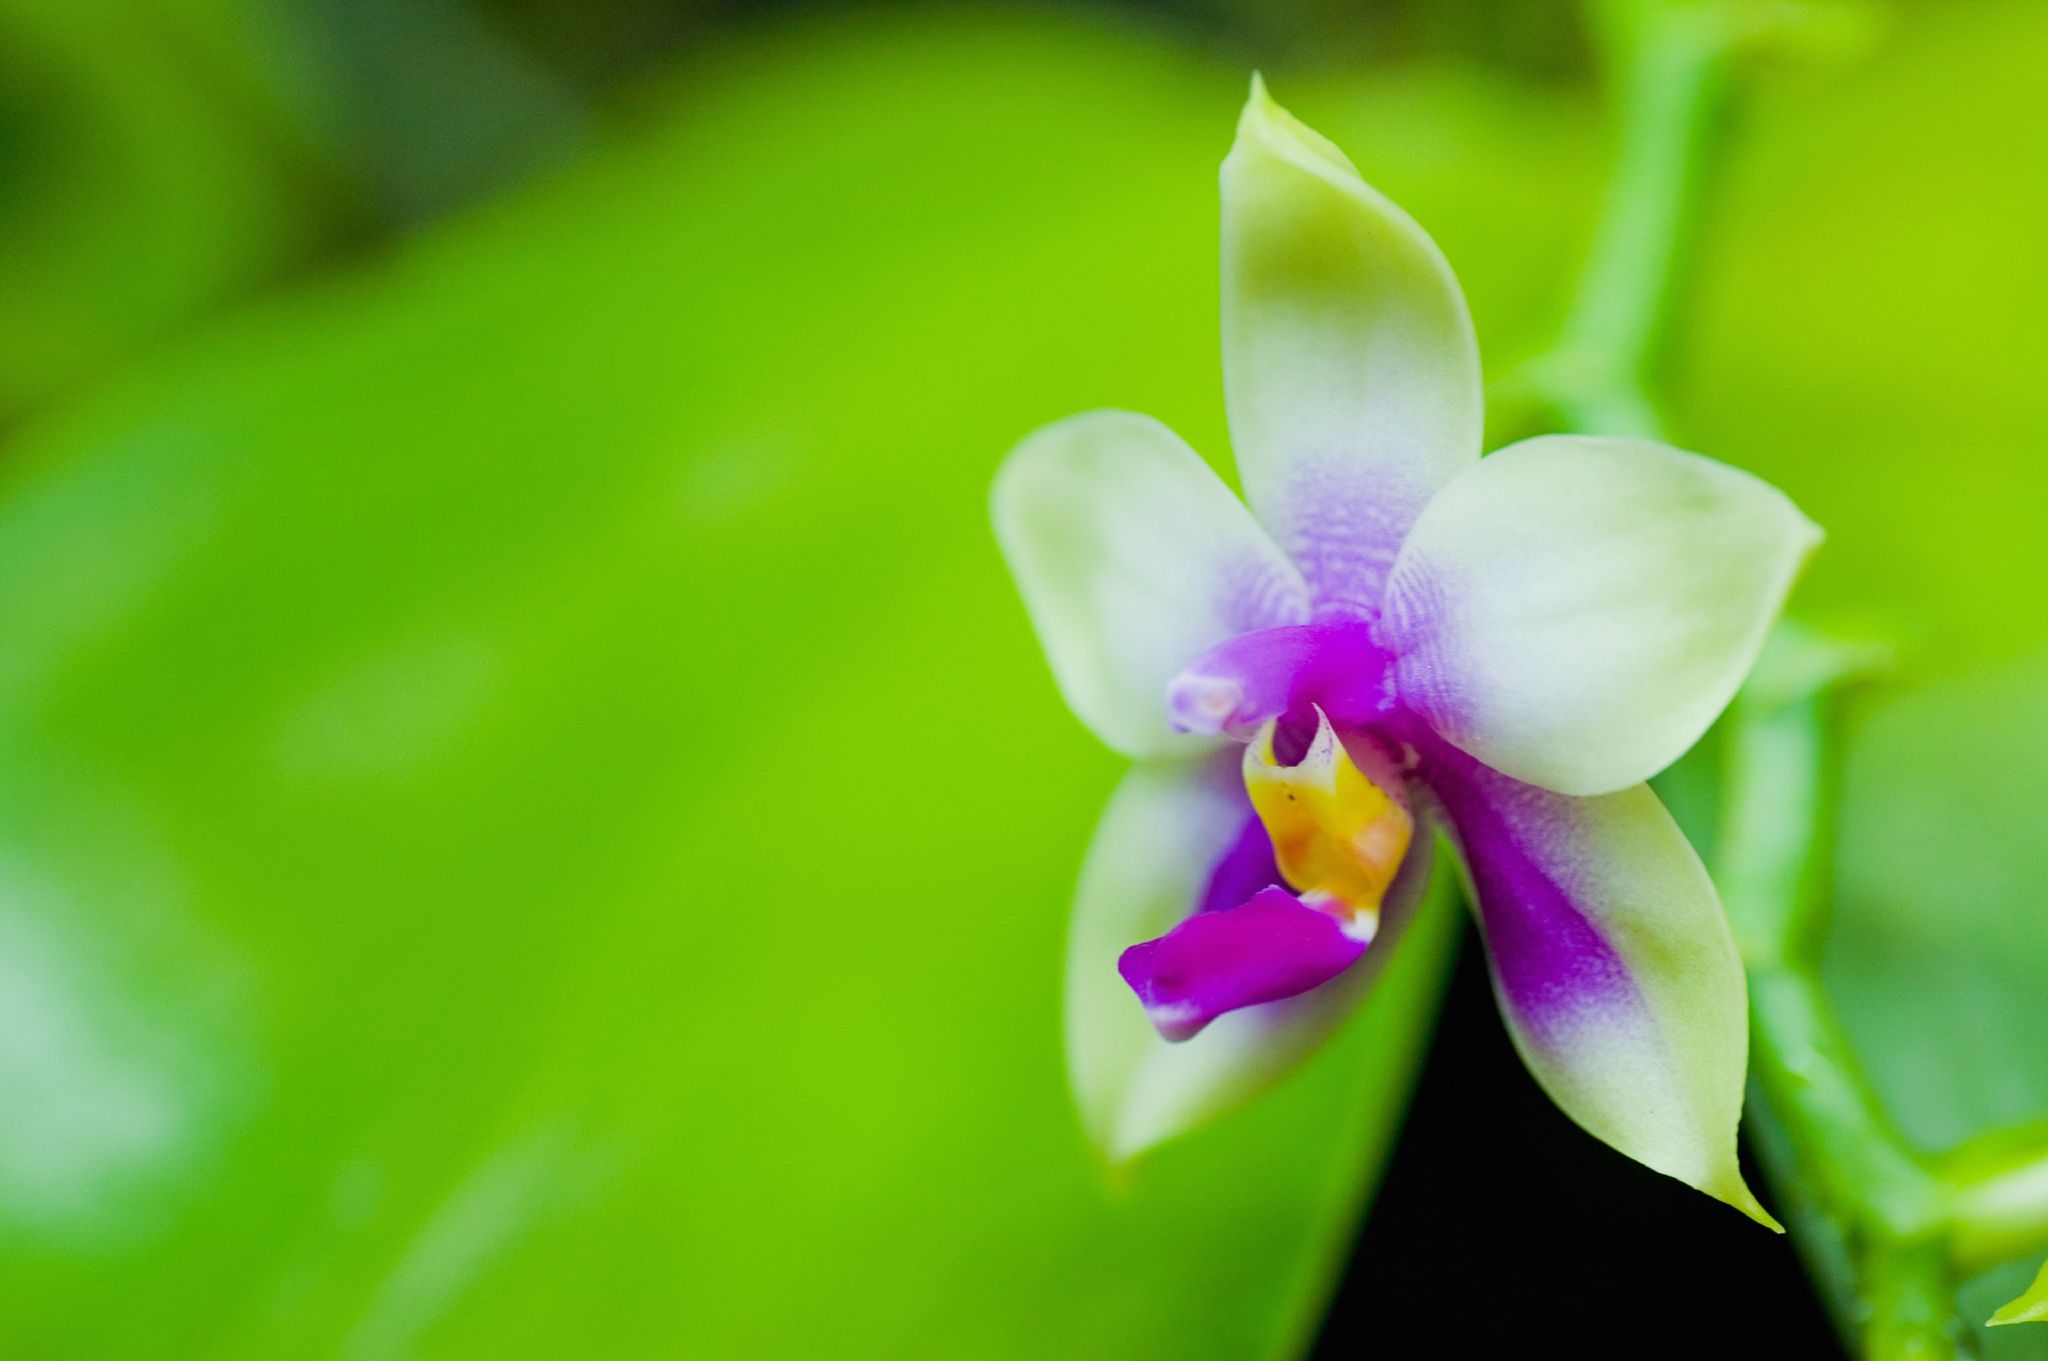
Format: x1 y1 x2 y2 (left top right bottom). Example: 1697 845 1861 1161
1535 1 1734 439
1864 1240 1971 1361
1716 653 1956 1356
1714 678 1832 971
1742 970 1940 1242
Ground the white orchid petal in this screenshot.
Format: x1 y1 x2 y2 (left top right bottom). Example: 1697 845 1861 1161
1422 740 1777 1227
1221 76 1482 613
993 411 1309 758
1383 435 1821 796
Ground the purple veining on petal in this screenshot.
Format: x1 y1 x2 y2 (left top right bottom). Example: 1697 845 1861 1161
1118 886 1370 1042
1276 459 1427 620
1166 621 1394 738
1195 812 1281 916
1214 547 1313 637
1411 729 1641 1048
1375 542 1477 747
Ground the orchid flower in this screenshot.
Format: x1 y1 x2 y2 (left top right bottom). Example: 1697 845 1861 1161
992 78 1819 1226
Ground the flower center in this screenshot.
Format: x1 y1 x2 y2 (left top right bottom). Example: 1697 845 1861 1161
1242 709 1412 942
1168 623 1416 938
1164 620 1394 740
1117 625 1417 1043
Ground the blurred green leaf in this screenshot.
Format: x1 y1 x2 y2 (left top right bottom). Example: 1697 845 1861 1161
0 0 604 429
0 0 335 425
1683 0 2048 670
1992 1258 2048 1328
219 0 588 222
0 13 1610 1356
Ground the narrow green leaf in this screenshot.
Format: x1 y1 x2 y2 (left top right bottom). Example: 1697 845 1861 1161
1991 1260 2048 1328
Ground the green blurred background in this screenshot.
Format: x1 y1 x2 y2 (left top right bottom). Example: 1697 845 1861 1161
0 0 2043 1355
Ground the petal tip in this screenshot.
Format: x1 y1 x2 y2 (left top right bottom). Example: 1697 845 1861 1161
1141 1001 1207 1044
1229 72 1356 181
1106 1116 1169 1168
1696 1144 1780 1231
1726 1181 1786 1233
1239 69 1277 130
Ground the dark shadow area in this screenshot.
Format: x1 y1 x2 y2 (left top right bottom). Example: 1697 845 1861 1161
1313 929 1845 1358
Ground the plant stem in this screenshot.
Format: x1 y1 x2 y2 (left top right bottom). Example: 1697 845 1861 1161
1534 0 1734 439
1864 1239 1970 1361
1717 648 1957 1357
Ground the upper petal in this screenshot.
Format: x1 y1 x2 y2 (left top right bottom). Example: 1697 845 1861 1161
1382 434 1821 796
1066 754 1434 1161
993 410 1310 758
1220 76 1482 615
1417 734 1777 1227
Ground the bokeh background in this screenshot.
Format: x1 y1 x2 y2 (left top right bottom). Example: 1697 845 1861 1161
1 0 2044 1356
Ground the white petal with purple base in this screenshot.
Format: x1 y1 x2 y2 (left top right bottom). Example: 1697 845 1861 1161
993 410 1310 759
1418 735 1778 1227
1221 77 1481 615
1382 434 1822 797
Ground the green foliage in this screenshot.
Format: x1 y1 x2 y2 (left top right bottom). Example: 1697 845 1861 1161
0 0 331 424
0 15 1569 1356
1 0 2045 1354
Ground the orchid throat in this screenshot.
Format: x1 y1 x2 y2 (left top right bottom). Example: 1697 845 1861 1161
1120 623 1417 1042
